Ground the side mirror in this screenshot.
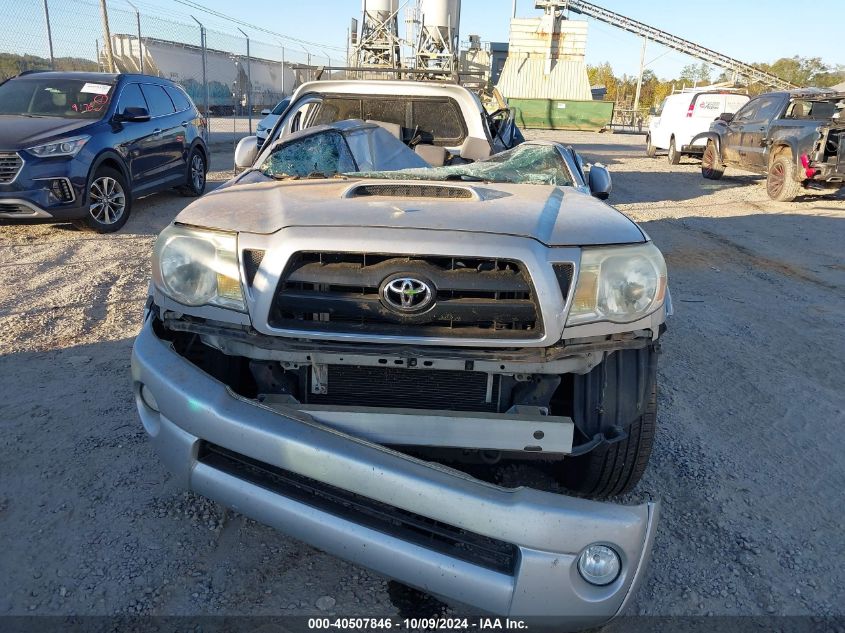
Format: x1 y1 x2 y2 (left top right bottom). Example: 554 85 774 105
118 106 150 122
718 112 735 122
261 109 271 116
588 163 612 200
235 135 259 170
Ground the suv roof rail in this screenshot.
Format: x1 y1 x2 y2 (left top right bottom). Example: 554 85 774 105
16 69 52 77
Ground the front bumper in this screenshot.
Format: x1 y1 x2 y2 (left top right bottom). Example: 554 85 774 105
0 153 87 221
131 317 658 626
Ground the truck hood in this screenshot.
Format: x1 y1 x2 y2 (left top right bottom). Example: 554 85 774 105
175 176 645 247
0 116 94 149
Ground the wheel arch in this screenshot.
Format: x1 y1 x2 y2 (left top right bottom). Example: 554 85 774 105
769 141 796 163
85 151 130 204
189 139 209 166
691 131 721 154
768 142 804 182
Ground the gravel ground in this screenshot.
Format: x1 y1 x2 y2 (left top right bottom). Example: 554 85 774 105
0 131 843 621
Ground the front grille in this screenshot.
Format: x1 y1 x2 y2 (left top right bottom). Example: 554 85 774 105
0 203 34 216
306 365 502 412
198 442 519 575
0 152 23 184
348 184 473 198
270 252 542 339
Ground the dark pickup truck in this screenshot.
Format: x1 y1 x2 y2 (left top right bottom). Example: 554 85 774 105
692 89 845 201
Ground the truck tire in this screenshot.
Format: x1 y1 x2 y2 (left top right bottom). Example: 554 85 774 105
645 135 657 158
667 137 681 165
766 152 802 202
560 382 657 499
701 140 724 180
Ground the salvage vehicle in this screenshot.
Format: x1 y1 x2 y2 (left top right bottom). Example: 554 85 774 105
693 88 845 201
257 79 523 165
646 88 749 164
256 97 291 148
0 70 208 232
132 119 667 627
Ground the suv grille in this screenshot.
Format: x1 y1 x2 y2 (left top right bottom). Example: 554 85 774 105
0 203 33 215
0 153 23 184
269 252 544 339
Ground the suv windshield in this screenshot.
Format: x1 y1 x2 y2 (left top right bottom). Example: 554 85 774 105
0 77 115 119
346 144 575 186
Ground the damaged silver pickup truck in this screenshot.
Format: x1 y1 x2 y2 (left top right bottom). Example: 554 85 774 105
131 119 668 627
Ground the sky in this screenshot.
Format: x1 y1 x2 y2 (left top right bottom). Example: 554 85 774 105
127 0 842 79
6 0 843 80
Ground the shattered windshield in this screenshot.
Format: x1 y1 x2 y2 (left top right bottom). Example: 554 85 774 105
344 143 575 186
258 130 357 179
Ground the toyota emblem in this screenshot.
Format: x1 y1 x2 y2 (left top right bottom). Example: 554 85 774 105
380 276 435 313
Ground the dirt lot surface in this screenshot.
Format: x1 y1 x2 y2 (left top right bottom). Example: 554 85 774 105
1 132 843 620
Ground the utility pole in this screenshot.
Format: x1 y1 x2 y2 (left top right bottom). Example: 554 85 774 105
237 27 252 134
99 0 115 72
125 1 142 73
43 0 55 69
633 36 647 116
192 16 209 124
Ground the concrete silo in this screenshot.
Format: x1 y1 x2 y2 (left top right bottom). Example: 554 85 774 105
416 0 461 74
354 0 402 68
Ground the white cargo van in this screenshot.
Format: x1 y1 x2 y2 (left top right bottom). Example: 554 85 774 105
647 89 749 163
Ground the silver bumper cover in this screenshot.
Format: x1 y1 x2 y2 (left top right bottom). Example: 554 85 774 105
130 317 658 626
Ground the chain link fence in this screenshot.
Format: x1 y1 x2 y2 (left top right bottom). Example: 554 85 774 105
1 0 342 134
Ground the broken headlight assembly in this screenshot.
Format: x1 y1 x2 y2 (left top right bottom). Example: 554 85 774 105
152 224 245 311
566 242 667 326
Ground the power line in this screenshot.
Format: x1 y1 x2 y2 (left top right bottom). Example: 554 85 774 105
171 0 346 52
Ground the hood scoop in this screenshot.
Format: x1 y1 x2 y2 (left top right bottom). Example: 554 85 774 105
344 182 477 200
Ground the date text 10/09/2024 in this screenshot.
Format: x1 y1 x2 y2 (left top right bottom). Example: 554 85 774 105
308 618 530 630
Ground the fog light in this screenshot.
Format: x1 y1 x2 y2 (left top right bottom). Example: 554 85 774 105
48 178 74 203
140 384 160 412
578 544 621 586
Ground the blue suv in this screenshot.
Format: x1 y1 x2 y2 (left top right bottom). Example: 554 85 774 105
0 71 209 232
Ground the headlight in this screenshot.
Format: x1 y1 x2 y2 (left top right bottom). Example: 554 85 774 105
152 224 245 311
566 242 667 326
27 135 90 158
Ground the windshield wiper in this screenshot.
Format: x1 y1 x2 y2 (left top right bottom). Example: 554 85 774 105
444 174 486 182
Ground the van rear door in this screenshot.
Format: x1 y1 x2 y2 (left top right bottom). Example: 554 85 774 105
723 93 750 116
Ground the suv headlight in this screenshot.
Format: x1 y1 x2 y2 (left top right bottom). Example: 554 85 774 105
566 242 667 326
27 135 90 158
152 224 245 311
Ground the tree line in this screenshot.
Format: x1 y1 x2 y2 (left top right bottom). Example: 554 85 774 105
588 56 845 113
0 53 98 81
